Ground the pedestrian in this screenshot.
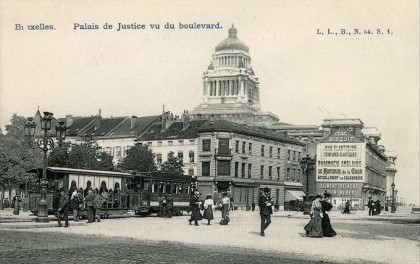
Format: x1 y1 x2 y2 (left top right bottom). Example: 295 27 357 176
165 194 174 218
251 202 255 211
70 187 83 221
343 200 351 214
230 197 234 211
304 193 323 238
219 192 230 225
258 187 272 236
158 193 165 217
202 194 214 225
188 191 201 226
320 193 336 237
375 200 382 215
84 188 95 223
94 189 106 222
367 197 375 216
12 192 21 215
57 188 69 227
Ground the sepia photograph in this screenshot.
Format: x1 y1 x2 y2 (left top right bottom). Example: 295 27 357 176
0 1 419 263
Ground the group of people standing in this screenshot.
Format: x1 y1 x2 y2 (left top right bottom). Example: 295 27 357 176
56 186 109 227
304 193 337 238
158 193 174 218
188 191 230 226
367 197 382 215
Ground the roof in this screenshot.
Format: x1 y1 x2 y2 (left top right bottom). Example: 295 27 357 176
136 120 207 141
27 167 132 177
87 117 126 137
215 26 249 52
108 116 160 137
67 117 95 136
198 120 305 146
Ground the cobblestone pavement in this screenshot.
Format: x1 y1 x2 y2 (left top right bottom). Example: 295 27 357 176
0 230 346 264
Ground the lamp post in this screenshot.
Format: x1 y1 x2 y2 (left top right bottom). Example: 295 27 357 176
391 182 395 213
299 154 315 214
24 112 67 222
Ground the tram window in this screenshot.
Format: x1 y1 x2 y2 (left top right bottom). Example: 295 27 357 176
172 183 177 194
159 182 164 193
70 180 77 190
178 185 183 194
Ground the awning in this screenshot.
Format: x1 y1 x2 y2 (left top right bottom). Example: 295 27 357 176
285 190 305 202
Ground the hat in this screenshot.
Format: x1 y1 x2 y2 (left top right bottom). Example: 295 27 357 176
316 193 324 198
324 192 332 198
263 187 270 193
59 188 65 193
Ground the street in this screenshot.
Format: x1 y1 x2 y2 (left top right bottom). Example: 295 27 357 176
0 208 419 264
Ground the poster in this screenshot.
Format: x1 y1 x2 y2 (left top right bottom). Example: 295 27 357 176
0 1 419 263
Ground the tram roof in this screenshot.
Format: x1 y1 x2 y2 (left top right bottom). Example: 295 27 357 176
134 171 194 183
27 167 133 177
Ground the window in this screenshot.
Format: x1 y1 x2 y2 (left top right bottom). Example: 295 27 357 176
189 140 195 145
189 151 194 162
242 142 246 154
293 151 296 161
277 148 281 159
157 141 162 146
202 162 210 176
292 169 296 181
178 151 183 162
260 165 264 179
297 152 301 161
248 164 252 178
268 166 272 179
277 167 280 180
235 162 239 177
249 143 253 154
235 140 239 153
202 139 211 151
147 142 152 146
218 139 230 155
297 169 301 181
261 145 265 156
156 154 162 164
188 169 194 176
168 141 173 146
178 140 184 145
287 168 290 181
269 146 273 158
287 150 291 160
241 163 246 178
217 160 231 176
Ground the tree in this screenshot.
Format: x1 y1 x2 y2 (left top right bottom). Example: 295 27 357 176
120 144 156 173
0 114 43 207
50 139 114 171
160 151 184 175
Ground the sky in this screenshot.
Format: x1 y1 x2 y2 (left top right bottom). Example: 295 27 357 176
1 0 418 204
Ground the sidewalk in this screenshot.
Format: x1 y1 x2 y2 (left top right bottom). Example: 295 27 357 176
1 207 418 263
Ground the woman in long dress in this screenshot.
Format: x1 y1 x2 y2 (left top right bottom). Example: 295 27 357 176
320 193 337 237
220 192 230 225
202 194 214 225
304 193 323 238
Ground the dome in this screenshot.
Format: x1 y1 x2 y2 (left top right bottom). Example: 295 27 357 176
215 25 249 52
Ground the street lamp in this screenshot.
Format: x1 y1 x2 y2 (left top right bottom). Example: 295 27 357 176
24 112 67 222
299 154 315 214
391 182 395 213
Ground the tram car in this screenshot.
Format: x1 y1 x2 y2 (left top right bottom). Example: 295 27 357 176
26 167 195 217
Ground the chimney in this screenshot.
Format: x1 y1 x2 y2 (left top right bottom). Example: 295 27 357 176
377 145 385 153
131 116 137 129
182 110 190 129
162 111 173 131
209 114 215 122
94 115 101 130
66 115 74 127
368 136 376 145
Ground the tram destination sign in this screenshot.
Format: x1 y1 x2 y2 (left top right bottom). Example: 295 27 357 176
316 129 365 183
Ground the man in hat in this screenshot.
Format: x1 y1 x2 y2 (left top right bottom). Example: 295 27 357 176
188 191 201 226
367 197 375 216
258 187 273 236
57 188 70 227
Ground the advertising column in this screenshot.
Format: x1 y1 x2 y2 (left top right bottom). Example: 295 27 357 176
316 128 365 209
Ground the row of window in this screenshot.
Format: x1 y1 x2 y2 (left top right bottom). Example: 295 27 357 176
202 161 301 182
101 146 131 160
146 140 196 146
156 151 195 164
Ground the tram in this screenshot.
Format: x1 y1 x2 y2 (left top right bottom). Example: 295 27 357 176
26 167 195 217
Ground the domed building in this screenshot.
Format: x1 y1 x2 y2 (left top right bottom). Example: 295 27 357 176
190 25 279 126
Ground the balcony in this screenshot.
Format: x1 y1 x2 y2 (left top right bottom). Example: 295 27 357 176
215 148 233 160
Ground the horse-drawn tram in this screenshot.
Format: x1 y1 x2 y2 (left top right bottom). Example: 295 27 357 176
26 167 195 217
